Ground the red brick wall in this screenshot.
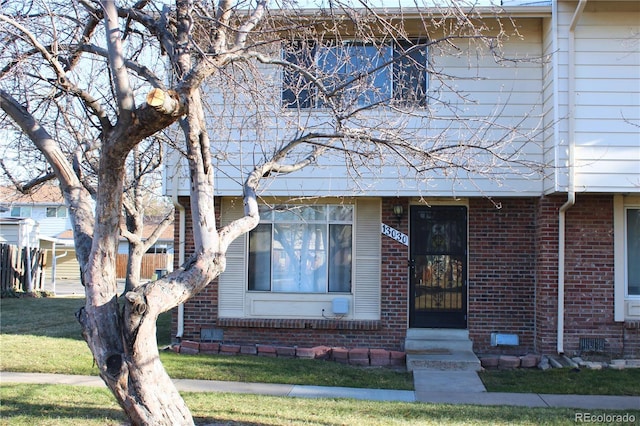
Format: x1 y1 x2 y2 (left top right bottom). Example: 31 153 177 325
624 323 640 357
534 196 563 353
172 194 638 357
380 198 410 347
562 195 621 355
534 195 628 356
468 198 537 354
171 196 220 339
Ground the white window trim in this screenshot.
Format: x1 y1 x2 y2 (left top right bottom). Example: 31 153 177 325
248 203 354 294
614 194 640 322
218 197 381 321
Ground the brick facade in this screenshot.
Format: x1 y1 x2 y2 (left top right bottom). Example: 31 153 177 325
561 196 620 355
533 196 562 354
172 194 639 357
468 198 537 354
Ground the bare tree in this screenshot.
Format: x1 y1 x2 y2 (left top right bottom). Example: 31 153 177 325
0 0 544 424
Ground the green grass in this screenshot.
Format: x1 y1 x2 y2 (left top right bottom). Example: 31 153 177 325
3 383 619 426
161 351 412 389
2 296 640 425
0 296 412 389
479 368 640 396
2 296 639 395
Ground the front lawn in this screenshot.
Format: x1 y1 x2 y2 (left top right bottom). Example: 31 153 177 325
479 368 640 396
0 296 412 389
1 383 602 426
2 296 638 396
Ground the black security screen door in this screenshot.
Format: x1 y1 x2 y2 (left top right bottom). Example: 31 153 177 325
410 206 467 328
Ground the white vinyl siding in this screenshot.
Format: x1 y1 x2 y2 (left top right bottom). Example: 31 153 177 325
47 250 81 280
168 18 546 198
0 224 20 244
556 2 640 193
218 197 381 320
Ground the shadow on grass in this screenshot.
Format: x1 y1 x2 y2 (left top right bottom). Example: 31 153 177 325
0 296 173 345
0 384 127 424
0 297 86 340
3 384 631 426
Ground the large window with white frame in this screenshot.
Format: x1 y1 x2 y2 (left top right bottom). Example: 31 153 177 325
626 207 640 297
282 40 428 109
248 204 353 293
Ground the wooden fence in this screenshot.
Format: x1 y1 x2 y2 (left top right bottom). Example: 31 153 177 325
0 243 46 294
115 253 171 279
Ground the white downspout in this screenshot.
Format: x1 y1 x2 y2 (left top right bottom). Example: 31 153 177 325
52 249 69 295
171 163 187 340
558 0 587 354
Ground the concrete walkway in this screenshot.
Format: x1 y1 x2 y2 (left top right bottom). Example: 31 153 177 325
2 371 639 410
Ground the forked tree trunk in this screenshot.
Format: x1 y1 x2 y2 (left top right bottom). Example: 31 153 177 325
78 254 226 425
78 301 194 425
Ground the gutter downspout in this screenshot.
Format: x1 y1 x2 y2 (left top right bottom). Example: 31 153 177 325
557 0 587 354
52 250 69 294
171 166 186 340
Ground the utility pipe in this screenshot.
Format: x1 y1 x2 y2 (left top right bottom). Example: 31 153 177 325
557 0 587 354
52 250 69 294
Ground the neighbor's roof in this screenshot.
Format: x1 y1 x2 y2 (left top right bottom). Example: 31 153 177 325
0 184 64 205
57 222 174 242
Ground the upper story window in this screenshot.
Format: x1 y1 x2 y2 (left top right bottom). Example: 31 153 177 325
46 206 67 218
10 206 31 217
627 207 640 297
248 204 353 293
282 40 428 109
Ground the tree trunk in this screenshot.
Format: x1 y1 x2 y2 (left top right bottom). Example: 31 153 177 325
78 297 194 425
108 303 194 425
77 239 226 425
125 242 144 292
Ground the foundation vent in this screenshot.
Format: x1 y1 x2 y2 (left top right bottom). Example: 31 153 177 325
579 337 605 352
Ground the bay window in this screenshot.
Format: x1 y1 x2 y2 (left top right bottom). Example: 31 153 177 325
248 204 353 293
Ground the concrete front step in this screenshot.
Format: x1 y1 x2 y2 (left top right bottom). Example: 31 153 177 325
405 328 474 352
405 329 480 372
406 328 470 340
406 350 482 372
405 338 473 352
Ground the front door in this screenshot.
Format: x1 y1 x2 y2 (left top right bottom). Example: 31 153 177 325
410 206 467 328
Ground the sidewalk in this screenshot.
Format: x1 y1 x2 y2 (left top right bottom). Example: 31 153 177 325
2 371 639 410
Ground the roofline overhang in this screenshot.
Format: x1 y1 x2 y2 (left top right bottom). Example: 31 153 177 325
39 235 75 247
270 5 552 19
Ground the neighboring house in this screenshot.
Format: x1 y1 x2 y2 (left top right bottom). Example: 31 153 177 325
115 222 175 279
0 185 80 283
164 1 640 357
0 185 175 284
0 217 39 248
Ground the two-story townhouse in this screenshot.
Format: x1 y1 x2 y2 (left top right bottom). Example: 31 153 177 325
164 0 640 358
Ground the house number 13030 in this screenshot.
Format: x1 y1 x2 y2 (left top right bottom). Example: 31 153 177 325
381 223 409 246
